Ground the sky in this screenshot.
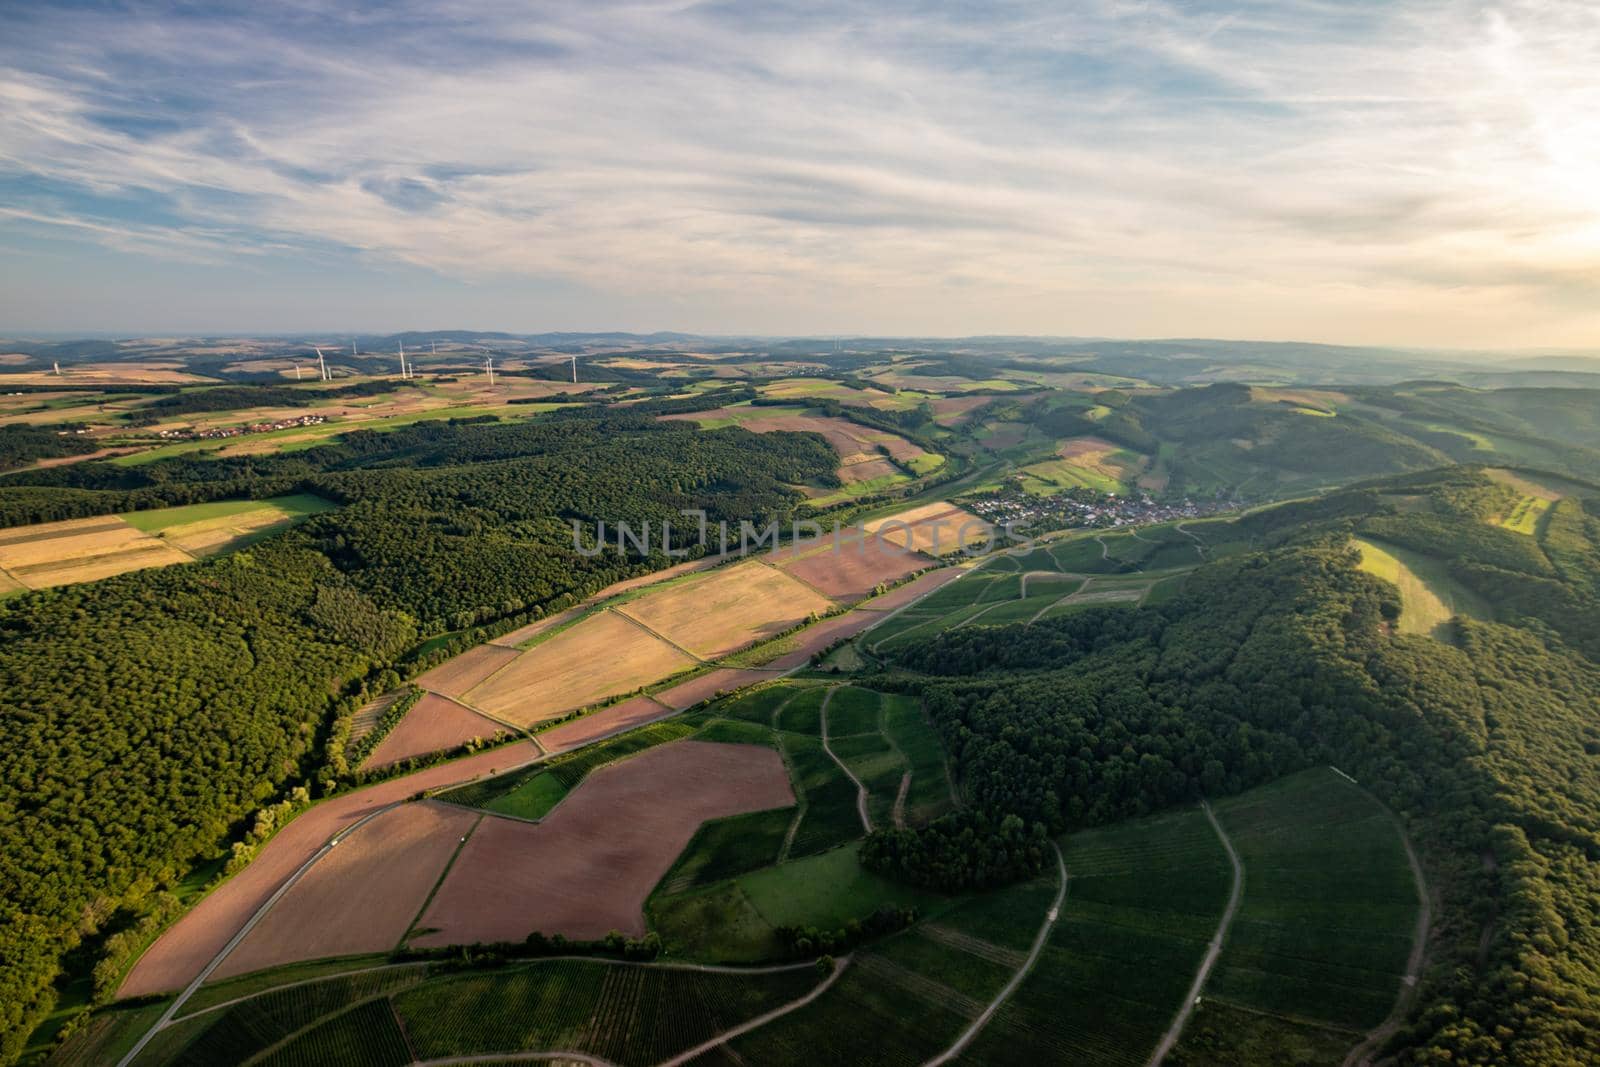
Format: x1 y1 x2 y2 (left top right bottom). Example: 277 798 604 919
0 0 1597 347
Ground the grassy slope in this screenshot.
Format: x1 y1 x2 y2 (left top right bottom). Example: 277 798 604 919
1354 536 1493 640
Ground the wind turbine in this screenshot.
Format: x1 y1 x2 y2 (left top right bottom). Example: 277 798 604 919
315 346 329 381
570 354 578 384
399 341 409 380
294 361 303 381
484 354 496 387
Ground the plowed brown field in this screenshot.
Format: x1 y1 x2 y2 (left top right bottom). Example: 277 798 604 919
210 802 478 979
412 740 794 944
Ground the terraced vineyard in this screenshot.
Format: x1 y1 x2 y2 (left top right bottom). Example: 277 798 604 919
962 806 1234 1066
1170 769 1423 1066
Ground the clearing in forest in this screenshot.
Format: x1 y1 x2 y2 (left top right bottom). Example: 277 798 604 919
121 493 336 555
1354 536 1491 641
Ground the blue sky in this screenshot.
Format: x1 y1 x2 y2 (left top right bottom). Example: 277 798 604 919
1 0 1596 345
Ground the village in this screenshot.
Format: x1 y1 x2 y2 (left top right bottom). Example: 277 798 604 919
962 482 1239 534
157 414 327 441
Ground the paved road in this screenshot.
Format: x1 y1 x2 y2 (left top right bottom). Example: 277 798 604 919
1145 800 1243 1067
924 842 1069 1066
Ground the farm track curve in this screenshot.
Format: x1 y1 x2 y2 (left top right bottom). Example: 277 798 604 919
923 842 1068 1066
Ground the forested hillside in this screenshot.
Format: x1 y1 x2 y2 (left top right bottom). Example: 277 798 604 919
868 469 1600 1064
0 412 838 1061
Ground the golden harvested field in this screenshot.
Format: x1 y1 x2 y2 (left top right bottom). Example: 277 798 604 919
0 570 24 598
0 517 192 589
1058 435 1147 480
416 643 522 701
465 609 698 727
614 559 834 659
864 502 993 556
0 363 214 384
133 498 334 556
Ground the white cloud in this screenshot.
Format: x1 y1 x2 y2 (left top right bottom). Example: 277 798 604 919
0 0 1597 344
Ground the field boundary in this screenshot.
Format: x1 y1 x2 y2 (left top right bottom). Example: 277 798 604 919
608 605 714 664
924 842 1068 1065
401 813 484 946
1146 799 1243 1067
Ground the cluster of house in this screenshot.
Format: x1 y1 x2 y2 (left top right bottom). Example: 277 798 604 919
966 485 1234 531
158 414 326 440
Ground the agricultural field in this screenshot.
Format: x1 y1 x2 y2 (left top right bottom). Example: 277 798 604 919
660 404 938 489
211 802 478 980
126 966 429 1066
0 494 334 592
0 515 192 590
414 642 522 700
614 559 834 659
721 869 1056 1065
772 532 929 600
1170 769 1423 1065
119 742 542 998
121 493 336 555
651 844 947 964
389 958 821 1065
463 609 699 726
962 806 1234 1066
1355 536 1492 641
359 693 508 770
1017 435 1149 495
413 740 794 945
863 502 993 556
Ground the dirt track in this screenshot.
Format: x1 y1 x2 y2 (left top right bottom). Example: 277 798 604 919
118 741 540 998
209 802 478 980
1146 800 1243 1067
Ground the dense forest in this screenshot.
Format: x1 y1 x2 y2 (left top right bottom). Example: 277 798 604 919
867 469 1600 1064
0 411 839 1060
0 425 102 473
